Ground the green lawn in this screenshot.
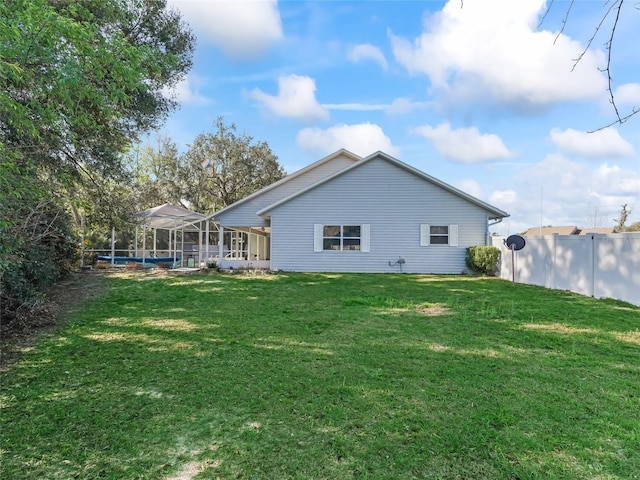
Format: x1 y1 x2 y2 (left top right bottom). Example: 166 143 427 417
1 272 639 479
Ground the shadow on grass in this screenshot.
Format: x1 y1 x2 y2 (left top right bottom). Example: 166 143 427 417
2 272 638 479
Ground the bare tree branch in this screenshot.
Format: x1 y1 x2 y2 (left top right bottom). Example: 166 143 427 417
553 0 574 45
538 0 555 29
570 0 621 71
587 107 640 133
603 0 625 124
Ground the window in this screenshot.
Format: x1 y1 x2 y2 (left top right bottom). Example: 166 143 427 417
420 224 458 246
323 225 361 250
430 226 449 245
314 224 370 252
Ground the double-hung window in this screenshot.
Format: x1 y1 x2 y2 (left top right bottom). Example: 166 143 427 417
323 225 360 250
314 224 370 252
420 224 458 246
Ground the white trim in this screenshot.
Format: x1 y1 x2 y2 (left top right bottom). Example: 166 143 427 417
361 224 370 252
449 224 459 247
314 224 323 252
420 224 430 246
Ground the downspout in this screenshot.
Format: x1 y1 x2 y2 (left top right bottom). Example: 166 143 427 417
487 217 503 245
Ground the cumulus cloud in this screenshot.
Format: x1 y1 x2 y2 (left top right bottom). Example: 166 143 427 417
348 43 388 70
490 189 518 209
168 0 283 59
550 128 635 158
389 0 606 110
162 75 212 106
297 123 400 157
411 122 512 163
507 154 640 230
454 179 485 200
249 75 329 122
613 83 640 106
592 164 640 196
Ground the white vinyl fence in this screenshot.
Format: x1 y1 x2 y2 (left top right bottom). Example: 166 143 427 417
492 233 640 306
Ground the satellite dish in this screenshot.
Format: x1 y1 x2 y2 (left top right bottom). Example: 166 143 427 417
505 234 526 251
504 235 526 284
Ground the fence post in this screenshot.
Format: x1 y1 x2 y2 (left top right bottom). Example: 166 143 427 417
591 234 597 299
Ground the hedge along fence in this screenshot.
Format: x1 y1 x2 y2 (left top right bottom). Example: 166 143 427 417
465 245 501 275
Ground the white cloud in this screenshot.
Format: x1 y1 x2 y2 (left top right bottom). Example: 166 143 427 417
387 97 431 115
593 164 640 196
506 154 640 230
411 122 511 163
297 123 400 157
490 189 518 209
550 128 635 158
455 179 485 200
322 103 389 112
168 0 283 60
389 0 606 110
249 75 329 122
613 83 640 106
322 98 431 114
162 75 212 106
348 43 388 70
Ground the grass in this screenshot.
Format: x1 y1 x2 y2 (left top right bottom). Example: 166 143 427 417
1 272 639 479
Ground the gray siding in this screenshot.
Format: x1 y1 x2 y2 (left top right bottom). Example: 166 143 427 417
268 157 490 273
217 154 357 227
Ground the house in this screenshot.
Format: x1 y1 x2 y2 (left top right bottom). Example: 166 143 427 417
210 150 509 273
523 226 617 236
523 226 580 236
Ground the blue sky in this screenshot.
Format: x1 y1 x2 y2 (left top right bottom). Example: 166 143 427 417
160 0 640 234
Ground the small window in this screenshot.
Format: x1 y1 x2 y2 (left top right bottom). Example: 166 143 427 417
323 225 361 251
420 224 458 246
430 226 449 245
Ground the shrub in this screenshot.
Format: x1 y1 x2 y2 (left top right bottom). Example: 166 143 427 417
465 246 501 275
0 166 78 332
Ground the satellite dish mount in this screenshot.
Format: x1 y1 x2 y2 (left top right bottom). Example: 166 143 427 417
504 235 526 283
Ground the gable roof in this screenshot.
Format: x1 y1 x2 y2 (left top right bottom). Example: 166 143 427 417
257 151 509 220
523 226 618 236
524 226 579 236
578 227 617 235
206 149 361 220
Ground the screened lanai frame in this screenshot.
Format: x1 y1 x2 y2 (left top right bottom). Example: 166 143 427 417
92 204 220 269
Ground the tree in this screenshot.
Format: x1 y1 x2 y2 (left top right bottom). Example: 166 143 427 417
1 0 194 184
178 118 286 212
133 135 184 209
543 0 639 129
614 204 632 231
626 221 640 232
0 161 78 331
0 0 194 328
585 207 608 229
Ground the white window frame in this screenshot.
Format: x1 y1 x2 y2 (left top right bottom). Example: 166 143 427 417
314 224 370 252
420 224 458 247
